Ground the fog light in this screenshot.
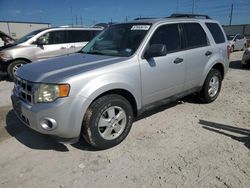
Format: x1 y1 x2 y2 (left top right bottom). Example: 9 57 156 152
40 118 57 130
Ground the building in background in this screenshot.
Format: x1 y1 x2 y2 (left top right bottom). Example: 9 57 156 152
0 21 51 39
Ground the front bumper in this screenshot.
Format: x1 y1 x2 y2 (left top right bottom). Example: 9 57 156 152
11 92 92 141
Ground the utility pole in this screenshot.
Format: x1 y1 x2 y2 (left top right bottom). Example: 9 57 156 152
80 15 83 26
70 6 73 26
125 16 128 22
192 0 195 14
176 0 179 13
229 4 234 26
75 15 78 26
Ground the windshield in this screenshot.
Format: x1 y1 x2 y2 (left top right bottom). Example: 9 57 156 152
227 35 235 41
81 23 151 57
14 28 46 44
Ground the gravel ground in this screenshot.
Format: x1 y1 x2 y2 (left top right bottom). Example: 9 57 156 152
0 52 249 188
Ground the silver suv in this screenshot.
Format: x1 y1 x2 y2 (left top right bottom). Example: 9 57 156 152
11 14 229 149
0 27 103 78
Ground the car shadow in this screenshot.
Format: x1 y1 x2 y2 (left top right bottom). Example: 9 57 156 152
5 109 69 152
0 72 11 82
4 94 204 152
229 60 245 70
135 94 202 122
199 119 250 149
5 109 100 152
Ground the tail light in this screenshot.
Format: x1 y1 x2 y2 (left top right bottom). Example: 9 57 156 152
227 45 231 59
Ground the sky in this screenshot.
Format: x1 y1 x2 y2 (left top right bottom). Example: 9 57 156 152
0 0 250 26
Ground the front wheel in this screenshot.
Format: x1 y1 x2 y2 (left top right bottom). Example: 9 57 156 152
200 69 222 103
7 60 28 80
82 94 134 149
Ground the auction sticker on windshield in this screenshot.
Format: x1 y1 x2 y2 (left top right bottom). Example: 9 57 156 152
131 25 150 30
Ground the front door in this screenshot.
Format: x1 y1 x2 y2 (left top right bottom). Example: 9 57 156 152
139 23 186 106
35 30 68 60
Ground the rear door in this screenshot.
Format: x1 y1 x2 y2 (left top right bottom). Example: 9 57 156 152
182 22 213 90
35 30 68 60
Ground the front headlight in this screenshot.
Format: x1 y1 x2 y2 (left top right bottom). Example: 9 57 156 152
35 84 70 103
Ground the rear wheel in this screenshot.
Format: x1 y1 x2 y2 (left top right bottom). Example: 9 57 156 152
200 69 222 103
7 60 28 80
82 94 134 149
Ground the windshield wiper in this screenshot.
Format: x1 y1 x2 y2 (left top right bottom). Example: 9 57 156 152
85 51 105 55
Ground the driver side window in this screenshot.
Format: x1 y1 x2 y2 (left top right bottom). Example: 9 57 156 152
38 31 66 45
149 24 181 53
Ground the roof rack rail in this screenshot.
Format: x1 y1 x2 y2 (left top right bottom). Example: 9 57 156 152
134 17 155 20
168 13 211 19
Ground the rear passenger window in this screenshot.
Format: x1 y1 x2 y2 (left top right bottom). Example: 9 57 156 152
67 30 91 42
183 23 208 49
205 23 225 44
237 35 244 40
149 24 181 53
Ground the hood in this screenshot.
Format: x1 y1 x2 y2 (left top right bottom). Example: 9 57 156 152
16 53 127 83
0 43 17 51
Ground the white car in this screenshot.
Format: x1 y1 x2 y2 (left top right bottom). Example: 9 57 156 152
227 34 247 52
0 27 103 78
242 47 250 68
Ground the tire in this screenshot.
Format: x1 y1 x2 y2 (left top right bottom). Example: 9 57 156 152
82 94 134 149
242 63 249 69
7 60 28 80
200 69 222 103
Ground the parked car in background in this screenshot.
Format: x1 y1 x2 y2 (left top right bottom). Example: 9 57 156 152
227 34 247 52
0 30 16 47
0 27 103 79
12 14 229 149
242 47 250 68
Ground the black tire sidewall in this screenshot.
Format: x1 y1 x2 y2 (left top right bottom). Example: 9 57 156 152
83 95 133 149
202 69 222 103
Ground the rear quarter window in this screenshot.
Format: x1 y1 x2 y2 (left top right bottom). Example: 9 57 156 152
205 23 225 44
67 30 91 43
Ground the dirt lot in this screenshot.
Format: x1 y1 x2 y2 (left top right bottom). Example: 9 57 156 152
0 52 249 188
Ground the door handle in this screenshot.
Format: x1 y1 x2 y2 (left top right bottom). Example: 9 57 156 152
205 51 212 56
70 46 75 48
61 47 67 49
174 57 183 64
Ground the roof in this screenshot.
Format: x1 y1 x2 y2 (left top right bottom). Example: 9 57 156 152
45 26 104 31
123 17 216 25
0 20 51 25
128 13 214 25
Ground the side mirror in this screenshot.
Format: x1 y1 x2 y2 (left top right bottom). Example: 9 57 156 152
144 44 167 59
37 37 46 45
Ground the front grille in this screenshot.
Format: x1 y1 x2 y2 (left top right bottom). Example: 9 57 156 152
14 77 34 104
